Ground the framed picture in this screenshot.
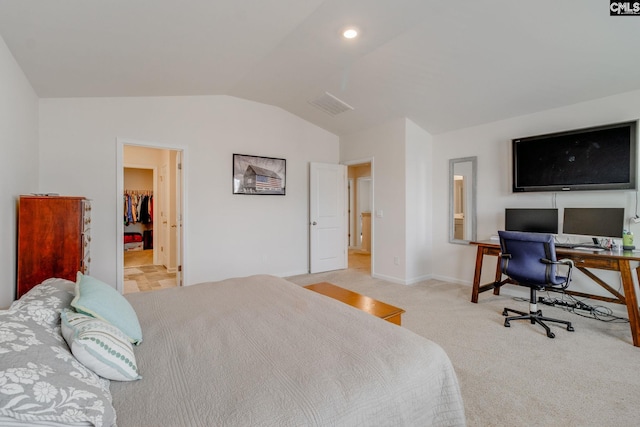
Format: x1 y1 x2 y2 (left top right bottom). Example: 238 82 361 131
233 154 286 195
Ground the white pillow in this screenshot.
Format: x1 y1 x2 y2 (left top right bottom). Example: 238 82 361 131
61 309 141 382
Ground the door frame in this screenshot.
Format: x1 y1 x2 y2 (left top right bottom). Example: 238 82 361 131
343 157 374 276
116 138 187 294
356 176 372 248
159 163 170 270
348 178 354 247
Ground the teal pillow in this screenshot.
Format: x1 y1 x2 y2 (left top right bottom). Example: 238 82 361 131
71 272 143 345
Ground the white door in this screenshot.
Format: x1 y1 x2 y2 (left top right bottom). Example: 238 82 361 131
174 151 183 286
310 162 347 273
160 164 169 268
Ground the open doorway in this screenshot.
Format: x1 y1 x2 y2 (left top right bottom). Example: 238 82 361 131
117 141 184 294
346 162 372 274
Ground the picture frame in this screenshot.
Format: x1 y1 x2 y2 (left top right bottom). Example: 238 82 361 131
232 154 286 195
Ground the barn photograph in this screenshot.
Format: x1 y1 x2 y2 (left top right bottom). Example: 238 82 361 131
233 154 286 195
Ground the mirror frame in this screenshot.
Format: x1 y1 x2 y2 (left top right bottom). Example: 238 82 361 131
449 156 477 244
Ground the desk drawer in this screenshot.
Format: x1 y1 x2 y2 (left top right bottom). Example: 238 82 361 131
570 256 617 270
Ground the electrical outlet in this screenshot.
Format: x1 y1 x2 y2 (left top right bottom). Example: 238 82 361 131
393 256 399 265
633 215 640 224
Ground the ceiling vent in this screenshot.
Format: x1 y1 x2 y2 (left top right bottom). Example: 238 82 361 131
308 92 354 116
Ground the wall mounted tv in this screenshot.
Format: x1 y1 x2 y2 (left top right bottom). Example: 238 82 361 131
512 120 637 192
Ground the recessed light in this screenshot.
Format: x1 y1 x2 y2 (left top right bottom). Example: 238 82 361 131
343 28 358 39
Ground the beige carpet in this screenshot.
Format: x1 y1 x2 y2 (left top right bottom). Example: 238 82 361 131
286 269 640 427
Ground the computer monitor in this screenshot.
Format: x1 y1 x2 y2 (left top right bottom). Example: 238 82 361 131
562 208 625 238
505 208 559 234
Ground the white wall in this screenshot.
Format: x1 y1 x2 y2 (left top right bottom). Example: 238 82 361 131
341 118 433 284
432 89 640 297
38 95 339 289
405 120 433 282
0 35 39 308
341 117 434 284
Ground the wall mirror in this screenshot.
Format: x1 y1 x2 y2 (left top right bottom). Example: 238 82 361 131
449 156 477 244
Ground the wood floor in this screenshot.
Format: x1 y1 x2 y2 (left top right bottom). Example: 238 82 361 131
123 250 176 294
348 248 371 273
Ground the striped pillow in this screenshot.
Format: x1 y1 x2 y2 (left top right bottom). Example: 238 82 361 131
61 309 141 382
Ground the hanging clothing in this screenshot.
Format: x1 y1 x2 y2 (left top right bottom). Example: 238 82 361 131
124 191 153 225
139 195 151 224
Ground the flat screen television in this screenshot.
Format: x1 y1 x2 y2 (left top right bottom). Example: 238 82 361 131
512 121 637 192
563 208 624 238
505 208 558 234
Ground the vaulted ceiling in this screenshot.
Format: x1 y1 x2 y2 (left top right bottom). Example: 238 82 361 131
1 0 639 136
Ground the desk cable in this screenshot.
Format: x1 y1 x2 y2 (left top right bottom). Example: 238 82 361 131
534 291 629 323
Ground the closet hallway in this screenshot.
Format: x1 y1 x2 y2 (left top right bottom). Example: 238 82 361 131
123 250 176 294
348 249 371 274
123 164 178 294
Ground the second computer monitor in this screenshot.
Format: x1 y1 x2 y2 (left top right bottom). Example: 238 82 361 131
562 208 624 238
505 208 559 234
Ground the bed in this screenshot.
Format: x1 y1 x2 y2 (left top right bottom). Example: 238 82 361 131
1 275 466 426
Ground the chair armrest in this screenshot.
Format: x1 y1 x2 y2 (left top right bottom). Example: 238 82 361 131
540 258 572 266
541 258 573 288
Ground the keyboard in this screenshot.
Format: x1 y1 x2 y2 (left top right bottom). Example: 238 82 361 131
555 242 606 251
554 243 576 248
572 246 605 252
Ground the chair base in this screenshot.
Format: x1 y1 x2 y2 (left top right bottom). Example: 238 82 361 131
503 307 575 338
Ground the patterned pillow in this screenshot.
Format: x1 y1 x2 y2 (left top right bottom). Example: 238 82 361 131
71 273 143 345
61 310 141 382
1 281 116 427
9 278 75 329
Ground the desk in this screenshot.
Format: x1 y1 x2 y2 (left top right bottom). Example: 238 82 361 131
471 241 640 347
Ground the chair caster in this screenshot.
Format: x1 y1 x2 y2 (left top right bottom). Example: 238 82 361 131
504 320 510 327
502 309 508 316
547 331 555 338
567 325 575 332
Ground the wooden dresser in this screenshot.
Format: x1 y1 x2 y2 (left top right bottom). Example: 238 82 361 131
17 195 91 298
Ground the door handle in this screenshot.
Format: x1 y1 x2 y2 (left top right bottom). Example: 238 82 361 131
312 221 317 226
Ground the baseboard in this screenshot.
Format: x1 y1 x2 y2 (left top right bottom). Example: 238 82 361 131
430 274 472 286
405 274 433 285
371 272 406 285
280 269 309 278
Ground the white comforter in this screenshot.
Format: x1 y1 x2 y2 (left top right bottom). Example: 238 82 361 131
111 275 465 426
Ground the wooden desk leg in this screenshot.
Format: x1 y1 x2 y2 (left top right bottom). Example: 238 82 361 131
493 256 503 296
471 247 485 303
620 261 640 347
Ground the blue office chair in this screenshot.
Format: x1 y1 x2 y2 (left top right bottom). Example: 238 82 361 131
498 230 575 338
